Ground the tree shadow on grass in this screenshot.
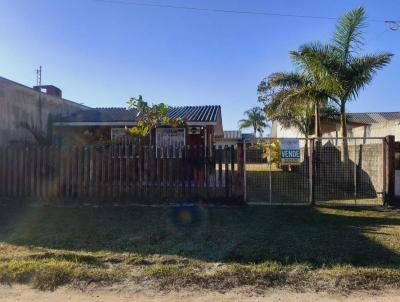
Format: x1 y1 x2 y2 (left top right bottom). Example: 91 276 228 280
0 204 400 268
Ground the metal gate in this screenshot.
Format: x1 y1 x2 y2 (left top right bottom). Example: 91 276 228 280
245 137 385 206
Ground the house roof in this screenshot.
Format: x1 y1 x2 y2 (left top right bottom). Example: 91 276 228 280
55 105 222 127
60 107 139 123
167 106 221 123
223 130 242 140
346 112 400 125
215 131 255 141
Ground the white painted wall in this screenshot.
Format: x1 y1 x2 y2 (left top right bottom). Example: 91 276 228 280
269 121 305 138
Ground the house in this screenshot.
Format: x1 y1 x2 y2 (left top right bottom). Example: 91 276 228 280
270 111 400 142
0 76 86 146
214 130 255 148
53 106 224 147
0 76 224 148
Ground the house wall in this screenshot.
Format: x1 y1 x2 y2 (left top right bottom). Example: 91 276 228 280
323 120 400 142
54 126 114 145
0 77 86 146
270 122 304 138
214 139 239 148
54 125 215 147
272 120 374 140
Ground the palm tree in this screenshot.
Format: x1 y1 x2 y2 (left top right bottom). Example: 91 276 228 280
264 71 331 138
290 7 393 159
238 107 268 138
262 77 314 142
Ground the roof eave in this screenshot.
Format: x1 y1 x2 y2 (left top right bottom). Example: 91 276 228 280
54 121 218 127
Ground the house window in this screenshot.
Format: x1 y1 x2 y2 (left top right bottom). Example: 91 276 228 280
111 128 126 140
156 128 185 148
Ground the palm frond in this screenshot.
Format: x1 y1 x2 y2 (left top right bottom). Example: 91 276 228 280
333 6 367 61
268 72 308 88
346 52 393 100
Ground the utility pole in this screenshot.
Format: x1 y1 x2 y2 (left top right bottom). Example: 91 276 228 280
36 66 42 86
36 66 43 128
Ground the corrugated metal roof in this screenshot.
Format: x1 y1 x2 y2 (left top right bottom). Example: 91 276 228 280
346 112 400 124
59 105 221 124
223 130 242 140
167 106 221 122
242 133 255 141
61 107 139 123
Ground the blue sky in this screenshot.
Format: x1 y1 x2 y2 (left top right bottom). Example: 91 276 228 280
0 0 399 130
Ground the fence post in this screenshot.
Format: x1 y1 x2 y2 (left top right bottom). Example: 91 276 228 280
309 138 315 205
236 142 245 202
384 135 396 205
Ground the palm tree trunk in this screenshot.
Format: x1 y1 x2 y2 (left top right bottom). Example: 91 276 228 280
314 102 321 138
304 133 309 163
340 103 349 161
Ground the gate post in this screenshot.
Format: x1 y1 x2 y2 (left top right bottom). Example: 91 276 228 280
236 142 245 202
384 135 396 205
309 138 316 205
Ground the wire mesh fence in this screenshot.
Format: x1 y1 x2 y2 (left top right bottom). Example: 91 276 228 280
245 138 311 205
314 137 385 206
245 137 385 206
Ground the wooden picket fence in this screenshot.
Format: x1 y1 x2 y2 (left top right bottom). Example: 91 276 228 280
0 144 245 204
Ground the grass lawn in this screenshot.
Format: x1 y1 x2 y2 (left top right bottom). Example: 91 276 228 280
0 204 400 291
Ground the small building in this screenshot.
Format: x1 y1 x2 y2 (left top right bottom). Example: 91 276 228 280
271 111 400 142
54 106 224 147
0 76 86 146
214 130 255 148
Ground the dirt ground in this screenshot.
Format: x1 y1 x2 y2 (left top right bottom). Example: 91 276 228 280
1 285 400 302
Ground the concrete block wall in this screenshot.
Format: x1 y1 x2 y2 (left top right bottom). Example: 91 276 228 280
316 143 384 199
0 77 87 146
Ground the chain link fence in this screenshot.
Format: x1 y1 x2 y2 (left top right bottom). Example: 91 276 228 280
245 137 385 206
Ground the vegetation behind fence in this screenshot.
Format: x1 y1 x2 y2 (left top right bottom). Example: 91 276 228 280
0 144 245 204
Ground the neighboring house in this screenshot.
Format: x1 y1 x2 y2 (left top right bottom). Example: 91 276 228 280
324 112 400 142
214 130 255 148
0 76 87 146
215 130 242 147
53 106 223 147
0 76 224 148
270 112 400 142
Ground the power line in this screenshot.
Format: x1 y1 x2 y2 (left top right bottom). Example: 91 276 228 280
94 0 394 23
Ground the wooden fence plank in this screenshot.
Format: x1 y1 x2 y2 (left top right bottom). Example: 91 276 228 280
224 146 229 198
107 145 112 200
0 148 4 197
132 145 137 201
230 146 235 198
126 144 131 202
0 143 239 204
118 144 123 200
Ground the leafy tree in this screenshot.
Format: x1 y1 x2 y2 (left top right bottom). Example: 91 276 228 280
127 95 184 138
238 107 269 138
262 138 281 168
290 7 393 158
